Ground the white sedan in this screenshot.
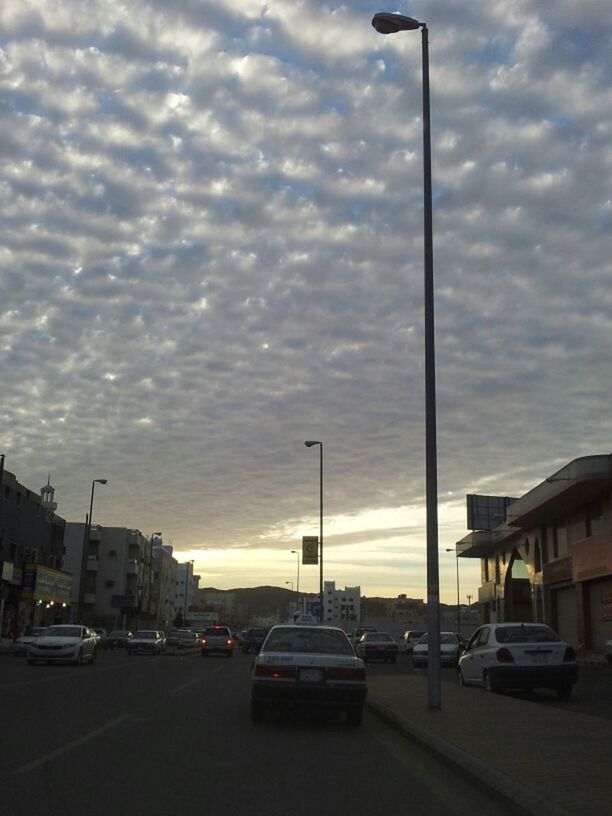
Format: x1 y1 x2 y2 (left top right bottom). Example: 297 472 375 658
412 632 462 667
27 625 98 665
251 625 367 725
457 622 577 699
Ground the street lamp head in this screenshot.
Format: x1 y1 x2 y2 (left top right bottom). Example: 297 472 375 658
372 12 421 34
95 478 107 485
304 440 321 447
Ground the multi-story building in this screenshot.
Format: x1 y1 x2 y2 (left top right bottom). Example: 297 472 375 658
63 524 155 631
456 454 612 655
151 542 177 631
0 470 70 634
175 562 200 624
198 589 237 621
322 581 361 626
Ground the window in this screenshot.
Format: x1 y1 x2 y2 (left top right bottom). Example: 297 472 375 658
108 549 117 557
106 580 115 588
477 627 490 646
585 502 603 537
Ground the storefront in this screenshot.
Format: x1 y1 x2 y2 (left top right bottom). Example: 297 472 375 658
19 563 73 628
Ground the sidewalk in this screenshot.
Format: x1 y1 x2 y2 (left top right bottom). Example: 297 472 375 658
366 674 611 816
0 637 14 655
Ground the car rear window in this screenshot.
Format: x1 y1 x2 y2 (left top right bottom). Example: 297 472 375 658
365 633 393 642
496 625 560 644
204 627 230 635
264 628 353 655
250 629 267 636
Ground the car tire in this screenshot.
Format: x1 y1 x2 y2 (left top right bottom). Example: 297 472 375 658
76 649 84 666
346 706 363 727
457 667 466 686
250 700 266 723
89 649 97 665
556 684 572 701
201 650 208 657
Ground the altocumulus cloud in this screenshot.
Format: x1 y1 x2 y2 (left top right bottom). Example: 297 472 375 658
1 0 611 599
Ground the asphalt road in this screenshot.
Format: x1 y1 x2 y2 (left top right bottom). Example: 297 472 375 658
0 650 514 816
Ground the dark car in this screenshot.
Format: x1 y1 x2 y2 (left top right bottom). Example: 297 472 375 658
107 630 133 649
242 627 268 654
355 631 399 663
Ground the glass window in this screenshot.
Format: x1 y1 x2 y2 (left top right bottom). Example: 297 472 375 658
477 627 490 646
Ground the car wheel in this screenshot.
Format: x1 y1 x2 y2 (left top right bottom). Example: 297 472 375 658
250 700 266 723
76 648 84 666
201 650 208 657
457 667 466 686
89 649 97 664
556 684 572 701
346 706 363 727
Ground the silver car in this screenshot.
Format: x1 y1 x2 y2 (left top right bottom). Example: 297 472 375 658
13 626 47 656
27 625 98 665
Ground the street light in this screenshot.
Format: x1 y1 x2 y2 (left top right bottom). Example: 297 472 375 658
372 11 441 710
446 548 461 637
304 441 323 624
291 549 301 613
77 478 107 622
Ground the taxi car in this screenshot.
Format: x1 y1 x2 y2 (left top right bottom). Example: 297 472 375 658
457 623 577 699
250 625 367 725
27 625 97 665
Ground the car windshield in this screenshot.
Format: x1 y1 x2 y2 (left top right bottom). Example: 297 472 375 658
496 625 561 644
24 628 46 637
110 631 129 637
264 628 353 655
44 626 82 638
416 634 457 644
135 632 157 639
366 633 393 642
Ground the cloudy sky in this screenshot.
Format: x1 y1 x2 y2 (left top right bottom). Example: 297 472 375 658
2 0 611 603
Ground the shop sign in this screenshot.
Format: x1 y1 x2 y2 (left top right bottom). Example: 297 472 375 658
543 556 573 585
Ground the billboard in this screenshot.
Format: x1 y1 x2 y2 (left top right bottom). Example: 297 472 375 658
302 536 318 565
467 495 518 531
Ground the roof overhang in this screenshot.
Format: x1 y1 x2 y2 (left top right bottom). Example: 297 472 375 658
507 454 612 529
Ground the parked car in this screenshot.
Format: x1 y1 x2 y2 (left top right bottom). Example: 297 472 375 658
400 629 426 655
27 625 97 665
128 630 165 655
412 632 462 667
107 630 133 649
166 629 186 647
13 626 47 656
242 627 268 654
251 625 367 725
201 625 233 657
355 631 399 663
457 623 577 699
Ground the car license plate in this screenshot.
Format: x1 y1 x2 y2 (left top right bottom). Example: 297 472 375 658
532 653 548 664
299 668 323 682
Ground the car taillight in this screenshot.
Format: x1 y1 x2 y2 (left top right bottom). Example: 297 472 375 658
227 640 232 645
254 664 297 679
327 667 366 682
201 639 207 645
563 646 575 662
495 648 514 663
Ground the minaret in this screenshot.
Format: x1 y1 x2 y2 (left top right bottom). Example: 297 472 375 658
40 474 58 514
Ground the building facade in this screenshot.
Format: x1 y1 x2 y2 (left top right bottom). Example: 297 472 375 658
457 454 612 654
0 471 70 635
63 524 155 630
174 562 200 624
322 581 361 626
151 543 177 632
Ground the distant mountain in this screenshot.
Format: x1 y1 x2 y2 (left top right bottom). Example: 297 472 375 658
197 585 315 620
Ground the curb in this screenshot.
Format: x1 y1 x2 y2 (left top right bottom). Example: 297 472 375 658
366 698 574 816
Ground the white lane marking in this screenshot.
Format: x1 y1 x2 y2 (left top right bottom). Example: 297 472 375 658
11 715 131 775
172 678 199 694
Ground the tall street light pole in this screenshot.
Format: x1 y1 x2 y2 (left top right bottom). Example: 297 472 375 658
304 441 323 624
77 478 107 622
291 549 301 613
446 548 461 637
372 11 441 710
